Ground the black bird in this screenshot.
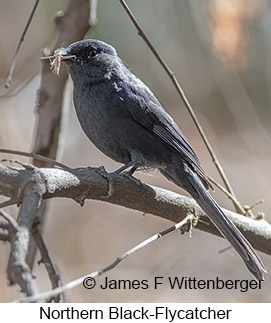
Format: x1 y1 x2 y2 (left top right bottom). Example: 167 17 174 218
57 39 266 280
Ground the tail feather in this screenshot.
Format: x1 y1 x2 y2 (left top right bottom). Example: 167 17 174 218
186 169 266 281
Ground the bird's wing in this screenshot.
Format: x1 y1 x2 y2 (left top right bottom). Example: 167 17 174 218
119 77 211 188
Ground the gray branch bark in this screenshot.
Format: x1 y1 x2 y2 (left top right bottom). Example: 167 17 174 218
7 166 46 296
1 163 271 256
28 0 96 270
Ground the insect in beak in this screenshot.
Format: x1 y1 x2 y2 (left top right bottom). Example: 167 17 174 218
41 48 75 75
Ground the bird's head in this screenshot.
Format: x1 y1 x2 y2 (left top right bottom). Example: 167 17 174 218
50 39 120 81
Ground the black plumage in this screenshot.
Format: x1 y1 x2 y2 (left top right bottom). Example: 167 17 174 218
59 39 266 280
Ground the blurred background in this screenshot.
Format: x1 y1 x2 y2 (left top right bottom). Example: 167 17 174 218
0 0 271 302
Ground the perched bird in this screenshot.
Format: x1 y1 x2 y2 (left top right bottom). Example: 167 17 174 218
56 39 266 280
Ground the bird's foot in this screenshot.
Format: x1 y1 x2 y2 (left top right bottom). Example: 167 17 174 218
121 171 142 188
95 166 142 198
95 166 117 198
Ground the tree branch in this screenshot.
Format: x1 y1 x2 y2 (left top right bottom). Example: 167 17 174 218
1 163 270 256
33 0 93 162
4 0 40 88
7 165 46 296
17 214 196 303
0 148 68 168
0 209 19 231
32 226 60 302
0 221 10 243
28 0 96 271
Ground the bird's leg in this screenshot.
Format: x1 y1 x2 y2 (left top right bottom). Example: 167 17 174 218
125 165 138 176
96 157 144 198
120 165 143 187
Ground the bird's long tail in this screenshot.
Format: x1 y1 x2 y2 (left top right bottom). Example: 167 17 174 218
185 167 266 281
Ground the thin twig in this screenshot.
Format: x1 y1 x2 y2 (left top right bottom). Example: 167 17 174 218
0 222 9 230
32 226 61 303
16 214 195 302
218 245 232 254
0 210 19 231
0 232 9 242
5 0 40 88
0 199 17 209
244 199 264 218
0 149 68 168
208 176 245 215
0 221 10 242
118 0 239 211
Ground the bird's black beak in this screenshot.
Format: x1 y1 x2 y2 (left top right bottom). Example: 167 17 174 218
57 48 75 61
55 47 76 62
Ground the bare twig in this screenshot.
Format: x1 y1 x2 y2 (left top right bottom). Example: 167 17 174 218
210 177 264 219
244 199 264 214
0 221 10 242
32 226 60 302
0 199 17 209
0 232 9 242
5 0 40 88
208 176 246 215
17 214 195 302
0 209 19 231
118 0 240 212
0 222 9 230
7 168 46 296
0 148 68 168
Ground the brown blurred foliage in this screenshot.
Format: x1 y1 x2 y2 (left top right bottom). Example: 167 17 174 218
210 0 261 70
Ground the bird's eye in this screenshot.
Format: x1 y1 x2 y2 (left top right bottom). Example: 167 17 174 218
88 48 98 58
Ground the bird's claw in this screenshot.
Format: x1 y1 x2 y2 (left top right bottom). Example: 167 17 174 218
95 166 142 198
121 172 142 187
95 166 116 198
